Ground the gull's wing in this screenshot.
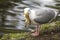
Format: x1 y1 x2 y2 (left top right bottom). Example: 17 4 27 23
29 8 58 24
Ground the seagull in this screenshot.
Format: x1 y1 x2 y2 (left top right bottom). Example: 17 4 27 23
24 7 59 36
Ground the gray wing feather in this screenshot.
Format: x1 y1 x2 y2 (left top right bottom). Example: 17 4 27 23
34 9 55 24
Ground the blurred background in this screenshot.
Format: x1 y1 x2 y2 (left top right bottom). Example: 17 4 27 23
0 0 60 40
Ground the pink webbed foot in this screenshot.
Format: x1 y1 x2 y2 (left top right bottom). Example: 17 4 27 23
31 31 39 36
31 25 40 37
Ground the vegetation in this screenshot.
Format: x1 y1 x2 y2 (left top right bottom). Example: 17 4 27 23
0 21 60 40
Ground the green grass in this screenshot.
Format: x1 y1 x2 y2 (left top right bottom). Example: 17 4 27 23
0 21 60 40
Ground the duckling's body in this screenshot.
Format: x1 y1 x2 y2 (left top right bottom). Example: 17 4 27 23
24 12 31 25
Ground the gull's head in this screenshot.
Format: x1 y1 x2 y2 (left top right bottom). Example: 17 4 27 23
24 8 30 14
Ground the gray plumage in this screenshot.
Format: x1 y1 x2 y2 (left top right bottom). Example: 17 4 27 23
28 7 58 24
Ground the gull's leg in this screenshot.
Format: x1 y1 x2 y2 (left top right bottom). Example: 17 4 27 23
31 24 40 36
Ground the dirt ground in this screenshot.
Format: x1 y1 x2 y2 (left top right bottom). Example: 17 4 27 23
25 32 60 40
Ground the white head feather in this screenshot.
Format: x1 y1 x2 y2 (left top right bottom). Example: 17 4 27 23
24 8 30 14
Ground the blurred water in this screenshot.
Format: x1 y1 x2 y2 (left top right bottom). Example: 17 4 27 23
22 0 58 7
3 0 60 30
6 2 26 30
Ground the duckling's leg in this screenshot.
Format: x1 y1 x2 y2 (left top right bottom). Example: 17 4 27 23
25 19 29 27
31 24 40 36
25 19 31 27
